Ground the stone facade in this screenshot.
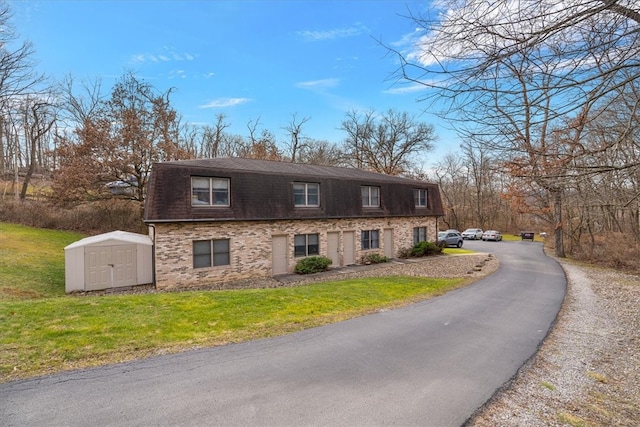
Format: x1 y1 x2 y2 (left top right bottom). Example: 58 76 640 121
153 216 437 290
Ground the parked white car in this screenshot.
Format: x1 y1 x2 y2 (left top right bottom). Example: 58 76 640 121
461 228 483 240
482 230 503 241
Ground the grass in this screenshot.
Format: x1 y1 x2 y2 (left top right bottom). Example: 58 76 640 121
502 233 544 242
444 247 475 255
540 381 556 391
557 412 588 427
0 223 84 299
0 222 471 382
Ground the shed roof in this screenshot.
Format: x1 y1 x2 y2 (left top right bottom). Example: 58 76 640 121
64 230 152 250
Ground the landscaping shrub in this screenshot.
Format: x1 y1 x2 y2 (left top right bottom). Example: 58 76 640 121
294 256 333 274
397 247 413 259
410 241 443 257
362 253 390 264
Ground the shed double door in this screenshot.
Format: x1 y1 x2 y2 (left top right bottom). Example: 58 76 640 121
85 245 136 291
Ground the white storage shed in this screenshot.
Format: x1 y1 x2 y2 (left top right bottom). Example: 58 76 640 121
64 230 153 293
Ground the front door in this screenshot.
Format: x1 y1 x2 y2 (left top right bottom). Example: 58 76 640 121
272 235 288 275
343 231 355 265
384 228 394 259
327 232 340 267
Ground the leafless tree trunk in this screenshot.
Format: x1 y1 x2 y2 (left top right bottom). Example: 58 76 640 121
19 96 55 200
283 113 310 162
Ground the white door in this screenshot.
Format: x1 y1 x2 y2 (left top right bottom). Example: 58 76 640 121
85 247 110 290
384 228 394 259
272 235 288 275
343 231 355 265
112 245 136 287
327 232 340 267
85 245 136 291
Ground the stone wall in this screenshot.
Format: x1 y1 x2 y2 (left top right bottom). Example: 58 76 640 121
153 216 438 290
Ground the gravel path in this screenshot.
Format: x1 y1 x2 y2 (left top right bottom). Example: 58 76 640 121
467 259 640 426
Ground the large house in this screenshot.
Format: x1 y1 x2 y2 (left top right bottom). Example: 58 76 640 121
144 158 444 290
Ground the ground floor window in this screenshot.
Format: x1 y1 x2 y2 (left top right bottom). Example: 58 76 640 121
193 239 230 268
413 227 427 244
294 233 319 257
361 230 380 250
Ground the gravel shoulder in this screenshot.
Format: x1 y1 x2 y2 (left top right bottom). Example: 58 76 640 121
467 258 640 427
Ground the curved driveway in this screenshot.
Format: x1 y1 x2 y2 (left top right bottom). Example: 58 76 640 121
0 241 565 427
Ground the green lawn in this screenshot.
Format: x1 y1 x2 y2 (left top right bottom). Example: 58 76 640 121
0 222 471 382
0 223 84 299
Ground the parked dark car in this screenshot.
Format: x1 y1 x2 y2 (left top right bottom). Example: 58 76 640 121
438 230 464 248
520 231 535 241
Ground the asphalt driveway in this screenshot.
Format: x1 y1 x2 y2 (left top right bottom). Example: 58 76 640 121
0 240 566 426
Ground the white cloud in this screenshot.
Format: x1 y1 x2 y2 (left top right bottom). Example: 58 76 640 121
199 98 252 108
169 70 187 79
383 83 430 95
130 47 196 64
297 23 367 41
295 78 340 90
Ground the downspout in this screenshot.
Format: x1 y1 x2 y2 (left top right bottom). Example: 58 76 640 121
148 223 156 287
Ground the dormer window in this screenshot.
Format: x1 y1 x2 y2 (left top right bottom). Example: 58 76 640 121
293 182 319 207
414 189 427 207
192 177 230 206
361 186 380 207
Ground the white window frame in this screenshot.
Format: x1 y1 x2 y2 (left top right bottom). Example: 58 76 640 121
361 186 380 207
191 177 230 207
293 182 320 207
414 189 427 207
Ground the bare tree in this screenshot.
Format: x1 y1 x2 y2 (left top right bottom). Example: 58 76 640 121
389 0 640 256
0 2 46 178
340 109 436 175
200 113 230 158
297 139 345 166
244 117 282 160
19 95 55 200
282 113 310 162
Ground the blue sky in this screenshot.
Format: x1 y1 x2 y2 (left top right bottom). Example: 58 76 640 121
11 0 458 165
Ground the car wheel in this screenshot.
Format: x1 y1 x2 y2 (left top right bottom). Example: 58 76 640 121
457 240 463 248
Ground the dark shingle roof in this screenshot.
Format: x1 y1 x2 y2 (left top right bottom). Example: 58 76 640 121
160 158 427 184
144 157 444 222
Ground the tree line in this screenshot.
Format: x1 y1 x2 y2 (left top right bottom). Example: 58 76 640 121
0 1 638 268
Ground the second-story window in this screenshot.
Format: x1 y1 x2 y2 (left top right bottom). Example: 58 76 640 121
414 189 427 207
361 186 380 207
293 182 319 207
192 177 230 206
